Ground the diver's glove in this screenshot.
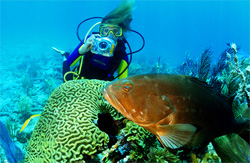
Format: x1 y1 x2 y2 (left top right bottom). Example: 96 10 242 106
52 47 69 61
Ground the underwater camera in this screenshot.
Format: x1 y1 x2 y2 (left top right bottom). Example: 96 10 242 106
91 37 116 57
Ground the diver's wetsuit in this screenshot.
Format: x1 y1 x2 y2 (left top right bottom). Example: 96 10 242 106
63 39 128 81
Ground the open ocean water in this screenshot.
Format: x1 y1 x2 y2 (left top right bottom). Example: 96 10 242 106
1 0 249 66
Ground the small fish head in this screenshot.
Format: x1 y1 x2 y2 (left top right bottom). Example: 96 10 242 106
102 74 176 125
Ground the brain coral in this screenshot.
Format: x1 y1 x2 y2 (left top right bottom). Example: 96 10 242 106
25 79 123 162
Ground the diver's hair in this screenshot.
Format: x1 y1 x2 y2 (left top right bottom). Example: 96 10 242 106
101 0 135 33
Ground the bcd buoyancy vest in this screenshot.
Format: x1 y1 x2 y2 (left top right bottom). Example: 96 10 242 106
78 39 127 81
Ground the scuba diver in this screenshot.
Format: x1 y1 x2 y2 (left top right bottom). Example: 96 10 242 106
19 0 145 136
53 0 139 82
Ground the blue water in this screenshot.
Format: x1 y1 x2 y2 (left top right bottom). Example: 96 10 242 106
0 1 249 161
1 0 249 66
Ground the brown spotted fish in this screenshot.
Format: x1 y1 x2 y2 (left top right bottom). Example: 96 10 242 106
102 74 249 149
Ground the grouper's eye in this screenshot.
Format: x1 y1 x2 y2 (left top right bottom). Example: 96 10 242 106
121 80 133 92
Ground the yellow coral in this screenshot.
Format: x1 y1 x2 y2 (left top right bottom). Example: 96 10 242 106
191 153 200 163
122 120 152 148
25 79 123 162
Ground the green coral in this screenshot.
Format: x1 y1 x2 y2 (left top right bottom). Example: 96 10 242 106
146 147 181 163
16 95 32 123
219 68 240 96
24 79 182 162
100 119 158 162
213 134 250 162
44 77 57 94
213 53 250 163
5 118 18 139
198 47 212 82
222 54 250 117
120 120 157 161
122 120 152 148
21 74 33 95
25 79 123 162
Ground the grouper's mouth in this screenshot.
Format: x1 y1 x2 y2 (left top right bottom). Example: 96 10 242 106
101 85 131 119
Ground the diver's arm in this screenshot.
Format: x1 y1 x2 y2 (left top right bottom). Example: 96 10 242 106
66 34 98 67
66 42 83 67
78 35 96 54
118 55 129 79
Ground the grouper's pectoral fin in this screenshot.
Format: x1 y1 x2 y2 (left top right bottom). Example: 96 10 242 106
157 124 196 149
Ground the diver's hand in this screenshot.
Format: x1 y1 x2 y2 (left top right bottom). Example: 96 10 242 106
78 34 101 55
52 47 65 55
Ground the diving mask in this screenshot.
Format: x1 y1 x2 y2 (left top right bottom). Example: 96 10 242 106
99 25 123 37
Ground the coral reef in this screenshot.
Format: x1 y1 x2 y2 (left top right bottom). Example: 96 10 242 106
219 68 240 96
128 63 144 76
151 57 163 73
210 48 230 90
16 95 32 123
24 79 185 163
1 41 249 163
146 147 181 163
44 77 57 94
231 56 250 105
102 120 158 162
179 51 198 76
25 79 173 162
213 134 250 162
191 152 221 163
5 118 18 140
24 79 124 162
198 47 212 82
210 44 250 162
221 50 250 117
0 121 24 163
21 74 33 95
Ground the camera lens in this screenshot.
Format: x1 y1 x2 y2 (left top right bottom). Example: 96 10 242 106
99 42 108 51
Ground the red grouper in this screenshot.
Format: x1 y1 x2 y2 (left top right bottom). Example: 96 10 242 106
101 74 250 149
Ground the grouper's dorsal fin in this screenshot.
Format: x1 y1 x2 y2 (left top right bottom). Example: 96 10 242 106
188 76 234 105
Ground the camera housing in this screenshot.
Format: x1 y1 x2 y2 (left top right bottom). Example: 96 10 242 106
91 37 116 57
